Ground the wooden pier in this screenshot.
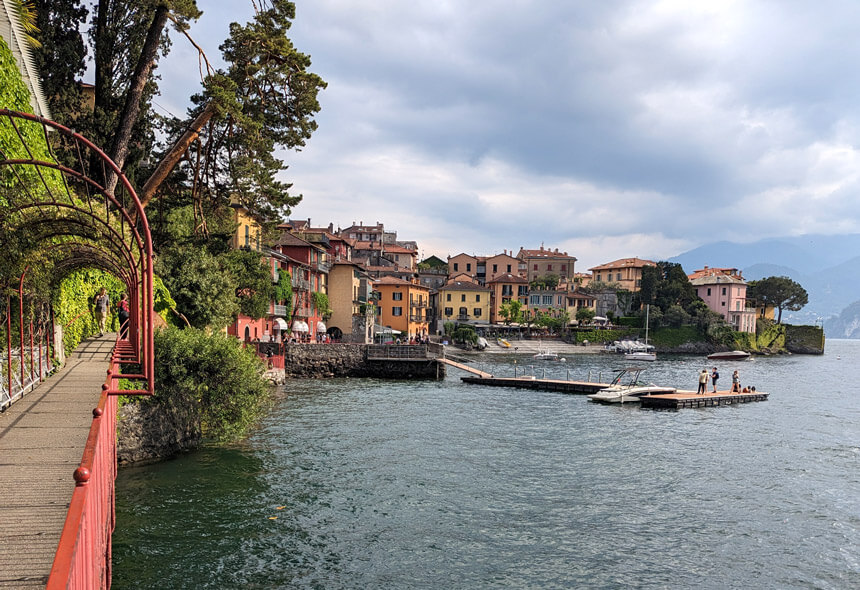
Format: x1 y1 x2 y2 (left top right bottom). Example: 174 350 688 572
460 375 609 394
640 390 769 409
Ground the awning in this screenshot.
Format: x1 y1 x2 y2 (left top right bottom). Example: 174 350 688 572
316 321 327 332
292 320 309 333
274 318 289 330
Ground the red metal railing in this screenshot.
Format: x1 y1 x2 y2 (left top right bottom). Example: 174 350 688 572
46 355 118 590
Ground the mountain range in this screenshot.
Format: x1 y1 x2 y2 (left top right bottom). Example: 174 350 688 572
666 233 860 336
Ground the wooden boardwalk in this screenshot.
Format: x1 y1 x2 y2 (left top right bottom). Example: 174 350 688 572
436 358 493 379
0 335 113 588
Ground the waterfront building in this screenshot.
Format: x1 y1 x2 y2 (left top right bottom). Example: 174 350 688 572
688 266 756 333
274 232 330 341
516 246 577 283
328 261 375 343
485 252 521 283
447 253 479 281
486 273 529 324
588 257 656 291
526 288 570 322
437 280 492 331
373 276 430 339
339 221 396 244
566 290 597 319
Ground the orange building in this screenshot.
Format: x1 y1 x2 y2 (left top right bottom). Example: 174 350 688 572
517 246 577 282
486 273 529 323
588 258 656 291
373 276 430 339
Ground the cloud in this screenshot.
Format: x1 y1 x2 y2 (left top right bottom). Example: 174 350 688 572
158 0 860 268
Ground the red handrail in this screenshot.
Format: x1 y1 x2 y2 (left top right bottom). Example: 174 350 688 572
46 360 119 590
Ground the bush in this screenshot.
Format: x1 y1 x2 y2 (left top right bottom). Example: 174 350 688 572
151 326 272 441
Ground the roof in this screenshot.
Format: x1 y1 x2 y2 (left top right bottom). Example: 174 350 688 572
351 241 416 254
276 232 317 248
374 276 429 290
517 247 576 260
439 280 491 292
687 267 742 280
486 273 528 284
690 275 746 286
589 257 657 271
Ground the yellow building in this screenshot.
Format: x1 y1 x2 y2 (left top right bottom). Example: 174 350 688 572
374 276 430 338
328 261 374 342
589 258 656 291
438 280 492 325
231 204 262 250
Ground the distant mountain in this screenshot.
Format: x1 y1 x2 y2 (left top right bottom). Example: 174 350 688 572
824 299 860 338
669 233 860 330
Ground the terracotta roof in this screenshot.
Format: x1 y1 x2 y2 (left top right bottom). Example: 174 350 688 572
687 267 742 280
690 275 746 286
374 276 429 290
439 281 491 292
589 257 656 271
518 247 577 260
486 273 528 284
276 232 316 248
351 241 416 254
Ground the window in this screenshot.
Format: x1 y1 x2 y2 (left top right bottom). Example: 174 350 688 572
543 295 552 305
392 307 403 316
707 288 712 296
502 285 513 296
493 264 498 273
558 295 563 305
466 263 472 271
446 293 452 302
616 273 622 281
475 294 481 302
721 301 726 307
597 274 602 282
459 307 468 317
507 264 511 272
393 292 403 301
547 264 553 271
461 294 466 302
530 295 540 305
561 265 566 272
518 286 528 296
244 225 250 247
474 308 482 317
722 287 727 295
444 307 453 316
534 264 538 270
453 263 459 271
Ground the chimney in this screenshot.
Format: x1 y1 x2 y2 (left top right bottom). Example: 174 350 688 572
307 218 311 226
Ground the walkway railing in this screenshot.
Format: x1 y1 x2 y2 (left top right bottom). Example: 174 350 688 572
366 344 429 360
46 342 121 590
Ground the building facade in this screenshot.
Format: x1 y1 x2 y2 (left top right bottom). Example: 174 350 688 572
374 276 430 339
588 258 656 291
688 267 756 333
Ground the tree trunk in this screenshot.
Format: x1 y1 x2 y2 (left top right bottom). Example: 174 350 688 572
106 3 169 194
138 101 218 209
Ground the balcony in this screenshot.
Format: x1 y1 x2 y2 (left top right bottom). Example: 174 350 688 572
272 304 288 317
294 306 312 318
313 260 332 274
292 276 311 291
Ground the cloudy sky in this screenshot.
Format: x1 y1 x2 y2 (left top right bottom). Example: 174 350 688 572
153 0 860 269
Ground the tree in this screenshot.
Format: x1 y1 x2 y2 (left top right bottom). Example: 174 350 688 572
530 273 560 290
222 249 274 319
747 276 808 324
499 300 522 325
575 307 595 324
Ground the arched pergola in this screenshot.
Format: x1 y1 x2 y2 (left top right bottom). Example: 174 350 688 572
0 109 155 396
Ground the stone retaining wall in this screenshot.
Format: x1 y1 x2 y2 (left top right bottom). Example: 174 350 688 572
283 343 442 379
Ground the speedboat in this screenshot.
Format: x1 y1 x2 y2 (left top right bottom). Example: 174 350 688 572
707 350 750 360
625 350 656 362
588 367 676 404
533 350 560 360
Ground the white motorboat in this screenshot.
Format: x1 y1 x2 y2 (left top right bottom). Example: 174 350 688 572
588 367 676 404
533 349 560 360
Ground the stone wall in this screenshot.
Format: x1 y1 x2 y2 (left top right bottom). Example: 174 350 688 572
283 343 443 379
785 324 825 354
117 396 201 465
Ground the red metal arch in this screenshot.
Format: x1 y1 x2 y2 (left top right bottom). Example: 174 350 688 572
0 109 155 395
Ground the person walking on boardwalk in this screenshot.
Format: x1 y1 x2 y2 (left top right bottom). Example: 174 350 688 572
731 370 741 393
93 287 110 337
697 369 709 394
711 367 719 393
117 293 130 339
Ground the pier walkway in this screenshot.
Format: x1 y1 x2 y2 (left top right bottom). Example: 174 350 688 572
0 334 113 588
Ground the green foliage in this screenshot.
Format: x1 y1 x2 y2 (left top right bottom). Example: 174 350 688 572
150 326 271 442
223 249 274 319
755 320 785 350
747 276 808 323
530 274 560 290
572 328 635 344
535 309 570 331
273 270 292 317
311 291 331 320
637 262 697 315
616 316 641 328
153 275 177 324
499 299 522 324
156 244 238 330
443 321 456 336
54 269 123 354
648 325 704 348
451 324 478 346
575 307 595 323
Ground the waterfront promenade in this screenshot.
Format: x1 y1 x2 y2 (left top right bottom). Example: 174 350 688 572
0 334 112 588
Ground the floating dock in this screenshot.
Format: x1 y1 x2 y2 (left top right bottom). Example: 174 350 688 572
460 375 609 394
639 390 769 409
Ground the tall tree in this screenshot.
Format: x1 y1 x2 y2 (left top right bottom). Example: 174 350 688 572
747 276 808 324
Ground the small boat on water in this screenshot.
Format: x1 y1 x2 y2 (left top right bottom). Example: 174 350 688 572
707 350 751 361
497 338 511 348
588 367 676 404
533 349 560 360
624 304 656 361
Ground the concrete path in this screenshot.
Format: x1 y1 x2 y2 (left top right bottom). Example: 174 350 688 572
0 334 113 588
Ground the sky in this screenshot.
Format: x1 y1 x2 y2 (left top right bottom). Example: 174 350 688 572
149 0 860 270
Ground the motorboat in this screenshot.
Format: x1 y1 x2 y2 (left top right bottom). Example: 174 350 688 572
707 350 751 361
625 350 656 362
476 337 488 350
497 338 511 348
588 367 676 404
533 349 560 360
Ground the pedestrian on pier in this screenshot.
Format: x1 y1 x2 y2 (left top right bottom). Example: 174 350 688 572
117 293 130 339
711 367 719 392
93 287 110 337
697 369 708 394
731 370 741 393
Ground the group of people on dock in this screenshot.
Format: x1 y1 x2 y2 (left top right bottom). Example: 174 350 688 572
697 367 747 394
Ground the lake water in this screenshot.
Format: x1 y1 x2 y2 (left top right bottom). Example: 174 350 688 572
112 340 860 589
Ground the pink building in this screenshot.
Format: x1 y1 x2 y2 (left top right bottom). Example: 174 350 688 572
688 267 756 333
